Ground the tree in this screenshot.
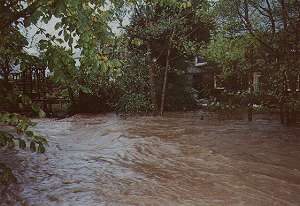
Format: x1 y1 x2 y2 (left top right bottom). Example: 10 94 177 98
202 0 300 123
124 0 214 115
0 27 27 83
1 0 129 112
0 0 42 31
216 0 300 78
0 0 124 184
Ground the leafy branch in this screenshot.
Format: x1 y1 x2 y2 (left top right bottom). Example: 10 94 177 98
0 112 47 153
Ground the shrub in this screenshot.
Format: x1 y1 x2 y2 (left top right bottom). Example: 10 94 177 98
117 93 152 113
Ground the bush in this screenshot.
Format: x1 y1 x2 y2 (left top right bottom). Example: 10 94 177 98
117 93 152 113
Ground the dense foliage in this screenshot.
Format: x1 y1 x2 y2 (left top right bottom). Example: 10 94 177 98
198 0 300 121
120 0 214 114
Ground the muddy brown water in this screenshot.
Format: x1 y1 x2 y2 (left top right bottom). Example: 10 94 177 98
1 112 300 206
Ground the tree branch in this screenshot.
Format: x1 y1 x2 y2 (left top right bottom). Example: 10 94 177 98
0 1 41 32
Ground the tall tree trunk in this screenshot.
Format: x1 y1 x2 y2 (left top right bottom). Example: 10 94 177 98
283 70 290 126
160 27 175 116
147 43 158 113
248 76 253 122
160 46 171 116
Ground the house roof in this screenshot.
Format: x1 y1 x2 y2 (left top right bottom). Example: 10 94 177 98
186 56 209 74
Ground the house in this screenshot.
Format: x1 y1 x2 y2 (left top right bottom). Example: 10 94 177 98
186 56 265 95
186 56 219 95
0 65 68 115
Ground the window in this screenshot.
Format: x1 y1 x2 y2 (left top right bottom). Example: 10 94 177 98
214 74 225 90
253 72 261 93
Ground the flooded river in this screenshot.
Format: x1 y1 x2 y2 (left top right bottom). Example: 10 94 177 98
1 112 300 206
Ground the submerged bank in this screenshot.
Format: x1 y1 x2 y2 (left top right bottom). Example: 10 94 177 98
1 112 300 206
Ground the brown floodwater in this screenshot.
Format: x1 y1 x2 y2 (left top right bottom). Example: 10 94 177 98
1 112 300 206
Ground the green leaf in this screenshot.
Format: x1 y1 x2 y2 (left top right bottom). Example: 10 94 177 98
0 131 8 147
58 30 63 36
56 38 64 44
31 104 46 118
37 144 46 153
7 139 15 148
18 139 26 150
80 86 92 94
38 109 46 118
25 130 34 137
64 32 70 42
68 37 73 48
55 22 62 30
30 142 36 152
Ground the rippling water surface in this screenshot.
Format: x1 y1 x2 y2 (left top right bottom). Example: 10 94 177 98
1 112 300 206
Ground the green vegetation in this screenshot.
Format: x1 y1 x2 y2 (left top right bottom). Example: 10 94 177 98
204 0 300 123
0 112 47 153
1 0 299 148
